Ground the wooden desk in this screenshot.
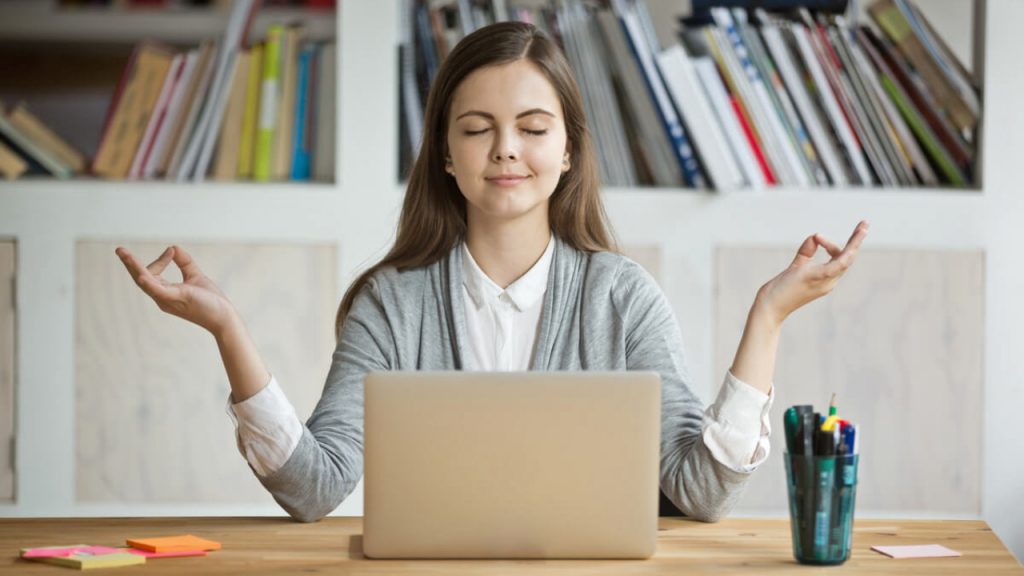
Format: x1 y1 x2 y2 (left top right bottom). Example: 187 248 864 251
2 517 1020 574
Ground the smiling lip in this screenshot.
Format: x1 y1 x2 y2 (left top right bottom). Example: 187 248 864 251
486 175 529 186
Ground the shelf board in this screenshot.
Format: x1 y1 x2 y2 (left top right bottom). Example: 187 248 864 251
0 3 336 45
0 180 347 241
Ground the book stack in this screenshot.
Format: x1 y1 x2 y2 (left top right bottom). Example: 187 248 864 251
91 0 337 183
0 102 87 180
398 0 979 190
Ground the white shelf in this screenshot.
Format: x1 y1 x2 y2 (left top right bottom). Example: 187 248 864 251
0 3 336 44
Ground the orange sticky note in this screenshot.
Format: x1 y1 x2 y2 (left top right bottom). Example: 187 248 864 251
126 534 221 553
121 547 208 559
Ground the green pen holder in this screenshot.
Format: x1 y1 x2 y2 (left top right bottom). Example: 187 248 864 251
784 453 859 565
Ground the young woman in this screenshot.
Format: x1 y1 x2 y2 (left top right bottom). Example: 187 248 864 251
116 22 867 523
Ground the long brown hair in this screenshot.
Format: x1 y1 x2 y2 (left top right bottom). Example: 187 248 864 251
335 20 617 338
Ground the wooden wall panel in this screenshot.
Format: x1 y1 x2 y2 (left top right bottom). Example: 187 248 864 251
75 242 336 503
0 242 14 501
715 247 983 515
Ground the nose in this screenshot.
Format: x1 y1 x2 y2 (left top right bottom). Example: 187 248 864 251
492 130 519 162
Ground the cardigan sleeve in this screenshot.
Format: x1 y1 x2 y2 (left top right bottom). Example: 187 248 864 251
613 260 760 522
254 279 394 522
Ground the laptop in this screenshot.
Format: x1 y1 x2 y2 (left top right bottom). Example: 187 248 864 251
362 371 662 559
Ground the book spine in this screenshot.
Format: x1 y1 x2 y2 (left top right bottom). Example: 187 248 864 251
616 0 706 188
238 43 264 179
0 113 71 178
290 45 313 181
254 25 283 182
693 57 765 188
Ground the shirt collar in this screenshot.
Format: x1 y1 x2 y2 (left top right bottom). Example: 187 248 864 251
461 234 555 312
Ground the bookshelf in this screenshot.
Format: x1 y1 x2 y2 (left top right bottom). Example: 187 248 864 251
2 0 1023 563
0 2 336 44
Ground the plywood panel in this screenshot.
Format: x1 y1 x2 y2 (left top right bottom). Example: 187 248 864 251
622 245 662 284
0 242 14 501
76 242 336 503
715 247 983 515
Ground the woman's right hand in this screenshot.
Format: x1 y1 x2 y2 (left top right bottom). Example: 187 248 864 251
115 245 237 336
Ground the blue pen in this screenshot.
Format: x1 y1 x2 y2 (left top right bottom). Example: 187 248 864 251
842 424 857 456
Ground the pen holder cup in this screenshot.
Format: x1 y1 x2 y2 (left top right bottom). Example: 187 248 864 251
784 453 859 565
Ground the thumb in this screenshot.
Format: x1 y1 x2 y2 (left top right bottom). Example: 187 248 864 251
793 234 817 263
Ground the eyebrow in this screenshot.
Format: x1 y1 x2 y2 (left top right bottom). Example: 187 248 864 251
455 108 556 121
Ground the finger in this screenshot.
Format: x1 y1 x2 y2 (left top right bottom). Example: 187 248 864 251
814 234 843 258
823 221 870 277
146 246 175 276
793 235 817 263
116 248 176 300
842 220 870 251
170 245 203 281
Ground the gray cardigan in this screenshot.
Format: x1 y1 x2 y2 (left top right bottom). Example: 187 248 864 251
257 236 755 522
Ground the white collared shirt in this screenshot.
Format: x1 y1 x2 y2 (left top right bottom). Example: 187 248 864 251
461 236 554 371
227 238 773 477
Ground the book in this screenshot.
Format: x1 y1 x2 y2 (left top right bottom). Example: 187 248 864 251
789 20 873 185
857 24 966 185
613 0 706 188
868 0 975 138
188 0 258 181
708 24 786 183
0 107 72 178
272 22 305 180
561 0 636 187
695 26 777 185
143 48 200 179
6 103 86 174
756 11 849 186
129 51 185 180
596 8 683 187
656 45 744 189
0 139 28 180
92 42 175 178
861 25 972 170
237 42 263 179
164 42 218 178
831 18 915 185
289 43 315 181
212 49 251 181
850 25 937 185
254 24 283 182
692 56 765 188
729 7 815 186
736 10 827 185
312 41 336 182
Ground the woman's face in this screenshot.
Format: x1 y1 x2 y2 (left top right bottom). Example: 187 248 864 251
446 59 570 231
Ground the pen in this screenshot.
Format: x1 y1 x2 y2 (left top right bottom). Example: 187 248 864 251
812 425 838 561
784 407 799 454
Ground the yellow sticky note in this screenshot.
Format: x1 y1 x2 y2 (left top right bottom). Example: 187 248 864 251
36 552 146 570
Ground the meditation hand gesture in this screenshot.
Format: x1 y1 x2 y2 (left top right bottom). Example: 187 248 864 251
115 245 236 336
756 220 870 326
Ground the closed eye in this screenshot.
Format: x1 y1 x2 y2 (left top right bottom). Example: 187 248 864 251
463 128 549 136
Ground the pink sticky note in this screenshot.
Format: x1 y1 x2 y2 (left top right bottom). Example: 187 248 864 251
22 545 121 558
871 544 962 559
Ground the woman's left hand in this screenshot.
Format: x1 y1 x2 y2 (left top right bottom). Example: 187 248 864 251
755 220 870 326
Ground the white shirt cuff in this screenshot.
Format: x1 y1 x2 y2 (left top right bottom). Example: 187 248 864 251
702 370 774 473
224 374 303 477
